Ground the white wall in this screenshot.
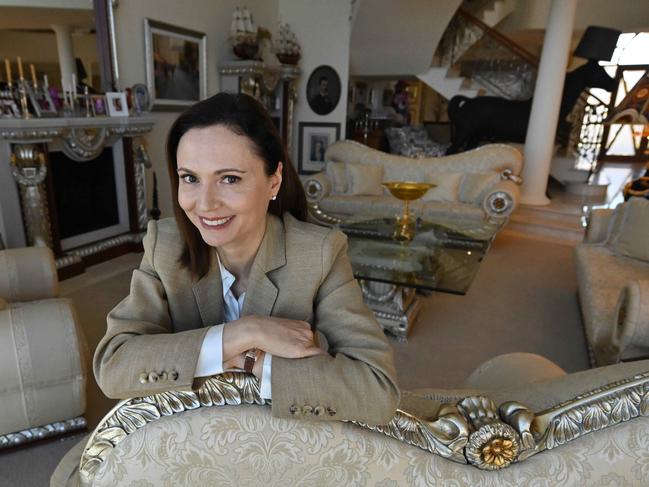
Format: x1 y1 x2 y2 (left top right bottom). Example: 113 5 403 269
113 0 277 219
350 0 460 76
278 0 352 164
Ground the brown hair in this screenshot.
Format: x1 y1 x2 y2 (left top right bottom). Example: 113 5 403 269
166 92 307 280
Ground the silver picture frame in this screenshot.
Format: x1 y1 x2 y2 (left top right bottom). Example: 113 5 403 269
144 18 207 111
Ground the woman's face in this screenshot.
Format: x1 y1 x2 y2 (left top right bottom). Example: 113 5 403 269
176 125 282 251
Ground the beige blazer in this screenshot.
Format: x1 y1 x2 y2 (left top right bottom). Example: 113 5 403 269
94 213 400 424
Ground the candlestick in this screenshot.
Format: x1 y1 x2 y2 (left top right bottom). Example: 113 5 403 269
71 73 77 98
17 56 24 80
30 64 37 88
4 58 11 88
43 74 49 89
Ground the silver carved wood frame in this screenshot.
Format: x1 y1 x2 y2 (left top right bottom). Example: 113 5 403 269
143 18 208 111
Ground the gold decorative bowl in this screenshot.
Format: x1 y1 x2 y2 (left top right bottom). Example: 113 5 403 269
381 182 436 201
381 182 436 241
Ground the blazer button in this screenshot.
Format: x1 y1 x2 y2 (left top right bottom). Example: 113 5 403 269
326 407 336 417
301 405 313 416
160 372 168 381
314 406 325 417
139 373 148 384
289 404 298 415
148 372 159 383
170 370 179 381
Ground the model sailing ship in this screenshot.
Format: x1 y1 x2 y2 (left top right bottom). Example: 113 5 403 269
275 23 301 65
230 7 258 60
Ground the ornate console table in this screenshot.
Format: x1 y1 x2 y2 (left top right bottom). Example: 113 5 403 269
0 116 155 277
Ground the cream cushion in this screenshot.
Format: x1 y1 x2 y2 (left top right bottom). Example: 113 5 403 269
615 280 649 358
326 161 347 194
465 352 566 390
346 163 384 196
610 197 649 262
459 172 501 204
421 172 463 202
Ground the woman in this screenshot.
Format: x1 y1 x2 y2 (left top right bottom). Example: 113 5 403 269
94 92 399 425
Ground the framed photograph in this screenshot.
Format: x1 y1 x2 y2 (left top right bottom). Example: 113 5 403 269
28 86 57 117
144 18 207 111
132 83 151 114
306 65 341 116
298 122 341 174
106 92 129 117
0 99 20 118
91 95 108 116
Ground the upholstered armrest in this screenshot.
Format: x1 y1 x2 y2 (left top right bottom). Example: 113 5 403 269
0 247 59 302
481 179 520 219
302 171 332 203
0 298 87 439
615 280 649 361
584 208 613 244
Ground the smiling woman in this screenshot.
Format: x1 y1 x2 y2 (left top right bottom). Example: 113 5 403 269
92 92 400 425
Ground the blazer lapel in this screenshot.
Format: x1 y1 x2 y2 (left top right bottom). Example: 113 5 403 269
192 249 225 326
242 214 286 317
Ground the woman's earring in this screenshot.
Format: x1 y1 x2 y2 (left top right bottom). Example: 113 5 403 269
271 195 277 201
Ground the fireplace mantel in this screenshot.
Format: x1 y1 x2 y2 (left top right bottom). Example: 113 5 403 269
0 116 155 278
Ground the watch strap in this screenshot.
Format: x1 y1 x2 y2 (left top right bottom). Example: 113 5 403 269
244 348 258 374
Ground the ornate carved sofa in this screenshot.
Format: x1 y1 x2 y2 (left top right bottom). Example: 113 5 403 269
53 353 649 486
575 197 649 366
303 140 523 225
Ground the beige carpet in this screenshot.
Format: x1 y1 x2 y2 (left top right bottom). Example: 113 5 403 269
0 231 590 486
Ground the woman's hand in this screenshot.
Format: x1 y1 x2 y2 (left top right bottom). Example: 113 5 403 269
249 316 326 359
222 315 326 361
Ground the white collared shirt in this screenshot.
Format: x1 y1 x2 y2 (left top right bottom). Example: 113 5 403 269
194 256 272 399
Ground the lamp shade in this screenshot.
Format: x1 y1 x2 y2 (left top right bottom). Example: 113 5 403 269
574 26 621 61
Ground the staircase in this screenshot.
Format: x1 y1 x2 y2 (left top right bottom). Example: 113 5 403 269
506 202 586 244
417 0 526 101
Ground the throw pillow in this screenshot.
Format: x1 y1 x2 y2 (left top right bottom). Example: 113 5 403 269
421 172 464 202
385 127 449 157
346 163 384 196
610 197 649 262
459 172 501 204
605 202 627 244
326 162 348 194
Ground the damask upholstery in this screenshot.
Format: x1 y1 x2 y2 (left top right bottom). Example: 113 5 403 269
576 203 649 365
303 140 523 223
0 247 87 447
54 356 649 487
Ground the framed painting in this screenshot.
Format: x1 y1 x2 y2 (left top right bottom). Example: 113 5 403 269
298 122 341 174
144 18 207 110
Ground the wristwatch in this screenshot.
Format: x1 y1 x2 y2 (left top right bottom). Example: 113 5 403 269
243 348 258 374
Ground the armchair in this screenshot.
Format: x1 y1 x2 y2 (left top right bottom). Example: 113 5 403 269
0 247 87 449
575 198 649 365
54 353 649 486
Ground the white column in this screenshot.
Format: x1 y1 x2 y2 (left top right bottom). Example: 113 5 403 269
520 0 578 206
52 24 76 88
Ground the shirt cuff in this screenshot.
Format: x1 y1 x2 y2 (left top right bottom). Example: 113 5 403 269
260 352 272 399
194 324 225 377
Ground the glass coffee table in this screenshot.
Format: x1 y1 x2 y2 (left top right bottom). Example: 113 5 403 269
338 217 503 341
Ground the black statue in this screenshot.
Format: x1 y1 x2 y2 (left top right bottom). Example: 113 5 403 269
447 59 617 153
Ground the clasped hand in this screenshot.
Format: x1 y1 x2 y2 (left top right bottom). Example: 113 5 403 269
222 315 326 376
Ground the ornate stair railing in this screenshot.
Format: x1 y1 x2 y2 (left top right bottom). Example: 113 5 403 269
433 7 539 100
